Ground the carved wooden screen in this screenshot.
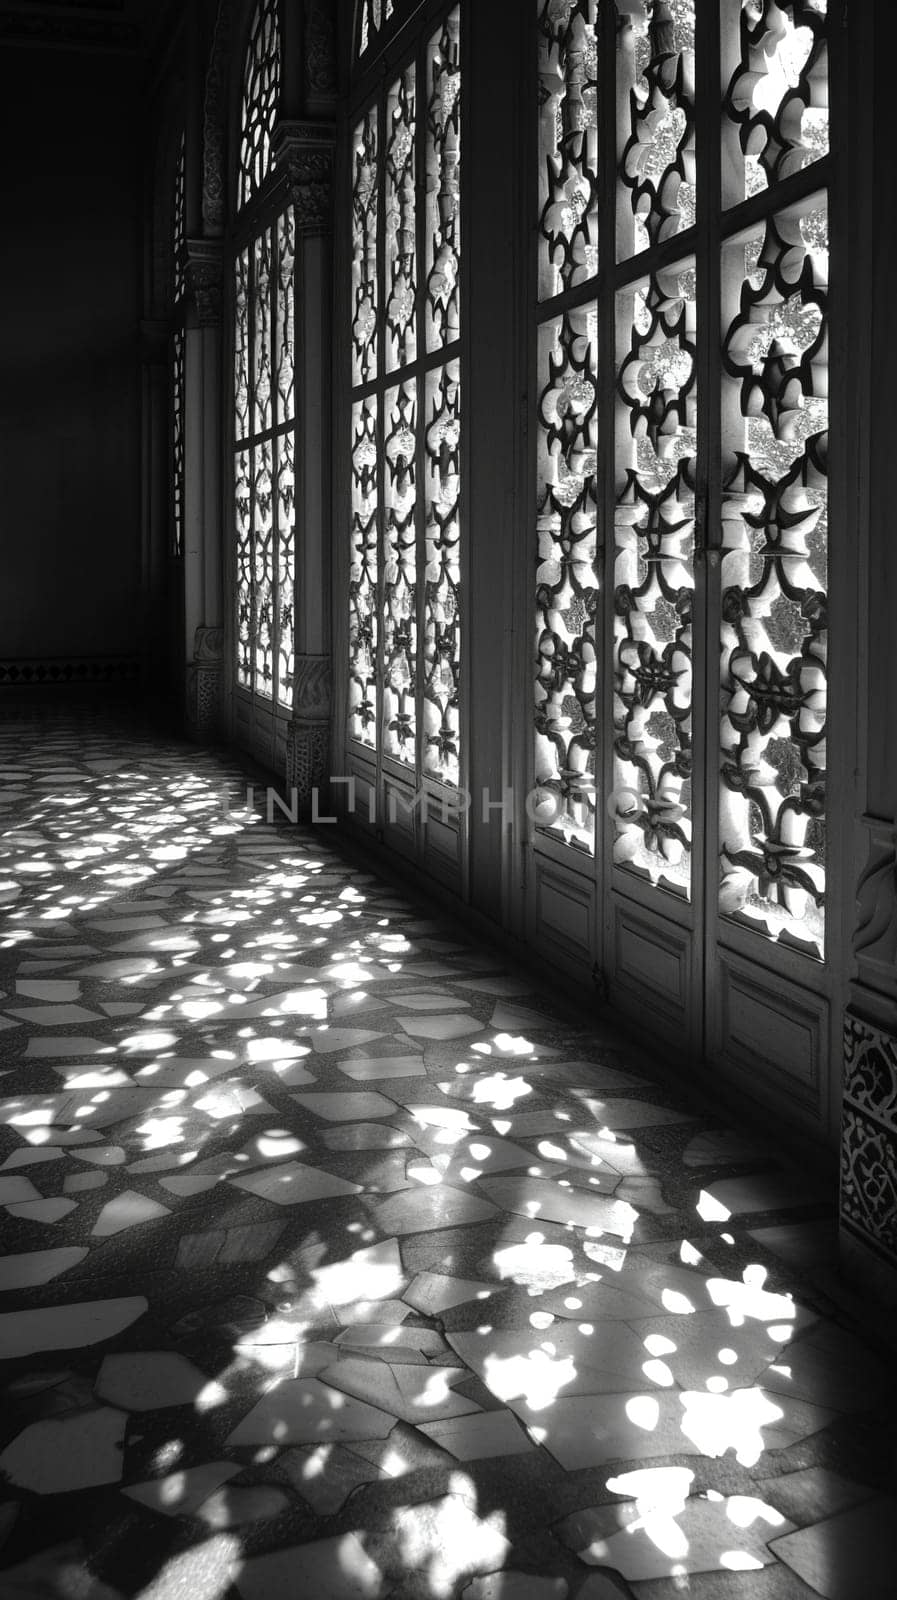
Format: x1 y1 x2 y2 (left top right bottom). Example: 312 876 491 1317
348 7 463 790
233 0 296 712
171 131 186 559
534 0 829 964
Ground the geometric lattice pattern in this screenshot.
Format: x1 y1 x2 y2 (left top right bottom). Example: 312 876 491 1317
349 7 462 789
238 0 280 212
534 0 599 850
234 209 296 709
533 0 830 962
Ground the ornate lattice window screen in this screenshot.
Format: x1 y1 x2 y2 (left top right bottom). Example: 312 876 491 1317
238 0 280 212
233 0 295 712
234 210 296 709
534 0 829 956
349 8 462 789
719 0 828 952
534 0 599 851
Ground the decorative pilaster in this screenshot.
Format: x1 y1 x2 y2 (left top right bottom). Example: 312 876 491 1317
286 655 332 804
841 816 897 1295
187 625 224 737
271 119 335 234
186 238 223 328
841 1013 897 1300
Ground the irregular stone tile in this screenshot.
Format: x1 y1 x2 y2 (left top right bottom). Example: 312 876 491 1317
478 1176 638 1238
510 1390 703 1470
227 1377 395 1447
123 1462 241 1517
760 1329 889 1413
175 1232 226 1270
159 1174 220 1196
335 1325 449 1361
338 1300 412 1326
307 1029 386 1054
449 1322 649 1406
388 991 471 1011
73 1146 127 1166
682 1131 766 1167
676 1386 838 1466
627 1308 794 1393
196 1484 290 1527
462 1576 568 1600
1 1147 65 1171
0 1542 124 1600
277 1443 381 1514
756 1467 876 1526
397 1014 484 1039
52 1069 135 1088
91 1192 171 1237
371 1185 498 1235
233 1533 387 1600
487 1111 586 1138
0 1176 41 1204
96 1352 225 1411
404 1272 498 1315
291 1091 398 1121
126 1533 241 1600
418 1409 534 1460
312 1239 405 1306
20 1126 102 1147
15 981 82 1000
228 1162 362 1204
217 1221 288 1264
0 1407 128 1493
700 1173 829 1217
488 1003 554 1031
761 1497 895 1600
456 978 541 997
558 1491 794 1581
347 1425 451 1478
488 1236 578 1292
0 1296 147 1359
233 1332 338 1373
536 1278 670 1323
748 1220 840 1267
321 1355 482 1424
24 1037 108 1057
322 1123 412 1151
0 1247 88 1292
405 1104 480 1131
575 1097 696 1130
366 1491 510 1594
338 1055 427 1080
257 1058 317 1086
7 1005 102 1025
7 1198 77 1224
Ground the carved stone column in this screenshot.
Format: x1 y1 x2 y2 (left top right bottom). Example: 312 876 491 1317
184 238 224 737
840 2 897 1303
272 120 335 802
286 655 332 802
187 625 224 737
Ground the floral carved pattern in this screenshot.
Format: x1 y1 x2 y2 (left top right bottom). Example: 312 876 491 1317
718 205 828 952
618 0 696 258
613 262 696 894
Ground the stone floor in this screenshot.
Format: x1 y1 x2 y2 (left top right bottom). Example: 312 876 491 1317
0 712 894 1600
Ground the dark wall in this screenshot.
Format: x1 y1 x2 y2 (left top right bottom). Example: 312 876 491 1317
0 45 141 660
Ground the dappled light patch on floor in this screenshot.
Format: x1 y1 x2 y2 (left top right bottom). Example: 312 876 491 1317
0 719 892 1598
